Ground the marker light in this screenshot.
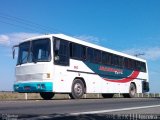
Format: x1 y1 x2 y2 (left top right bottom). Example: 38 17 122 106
43 73 51 79
37 84 41 89
47 73 50 78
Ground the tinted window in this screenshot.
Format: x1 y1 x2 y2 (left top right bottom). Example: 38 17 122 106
141 62 146 72
87 47 94 62
113 55 119 66
32 39 51 62
70 43 86 60
118 56 124 67
54 38 69 66
108 53 113 65
136 61 141 71
94 49 101 63
132 60 136 70
124 58 129 68
17 41 30 65
102 52 108 65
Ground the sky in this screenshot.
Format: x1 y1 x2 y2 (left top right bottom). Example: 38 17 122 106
0 0 160 92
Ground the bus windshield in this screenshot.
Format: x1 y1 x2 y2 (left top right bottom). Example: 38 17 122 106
17 38 51 65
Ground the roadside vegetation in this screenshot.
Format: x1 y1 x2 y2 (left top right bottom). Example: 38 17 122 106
0 91 160 100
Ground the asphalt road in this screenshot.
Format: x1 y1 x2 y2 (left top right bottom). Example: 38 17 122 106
0 98 160 120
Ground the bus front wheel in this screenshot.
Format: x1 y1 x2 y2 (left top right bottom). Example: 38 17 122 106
40 92 55 100
69 79 85 99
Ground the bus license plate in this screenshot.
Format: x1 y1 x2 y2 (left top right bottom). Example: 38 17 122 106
24 86 31 90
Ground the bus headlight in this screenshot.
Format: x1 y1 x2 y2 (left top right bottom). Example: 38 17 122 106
37 84 41 89
47 73 51 78
43 73 51 79
15 85 19 90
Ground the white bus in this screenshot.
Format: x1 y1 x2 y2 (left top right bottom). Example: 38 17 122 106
13 34 149 100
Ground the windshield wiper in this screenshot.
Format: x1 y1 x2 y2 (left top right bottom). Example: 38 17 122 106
33 58 37 63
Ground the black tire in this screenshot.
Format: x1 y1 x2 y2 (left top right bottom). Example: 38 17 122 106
40 92 55 100
69 79 85 99
102 94 114 98
123 83 136 98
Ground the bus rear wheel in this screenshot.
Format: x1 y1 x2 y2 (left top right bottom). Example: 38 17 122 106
123 83 136 98
69 79 85 99
102 94 114 98
40 92 55 100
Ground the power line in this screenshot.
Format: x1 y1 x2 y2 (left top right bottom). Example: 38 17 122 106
0 20 43 33
0 12 63 34
0 14 53 32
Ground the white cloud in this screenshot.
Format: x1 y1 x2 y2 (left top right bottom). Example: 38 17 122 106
0 32 41 46
123 47 160 61
0 35 10 46
0 32 41 58
74 35 102 44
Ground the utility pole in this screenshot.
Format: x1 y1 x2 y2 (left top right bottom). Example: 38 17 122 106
134 53 145 57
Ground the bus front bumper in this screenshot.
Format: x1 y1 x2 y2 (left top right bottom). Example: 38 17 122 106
14 82 53 93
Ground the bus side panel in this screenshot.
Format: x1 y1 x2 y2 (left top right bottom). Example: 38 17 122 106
53 65 73 93
101 81 130 93
70 60 103 93
52 59 148 94
81 73 102 93
53 60 103 93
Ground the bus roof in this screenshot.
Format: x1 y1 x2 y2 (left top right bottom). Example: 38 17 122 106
24 33 146 62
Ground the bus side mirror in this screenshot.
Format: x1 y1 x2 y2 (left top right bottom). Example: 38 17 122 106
12 45 18 59
13 49 15 59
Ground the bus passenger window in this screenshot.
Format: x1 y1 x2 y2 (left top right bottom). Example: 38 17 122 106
107 53 112 65
113 55 119 66
94 49 101 63
54 39 60 61
102 52 108 65
136 61 141 71
54 39 69 66
118 56 123 67
141 62 146 72
124 58 129 68
87 47 94 62
70 43 86 60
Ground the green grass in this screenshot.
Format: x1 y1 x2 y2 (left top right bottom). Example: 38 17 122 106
0 92 159 100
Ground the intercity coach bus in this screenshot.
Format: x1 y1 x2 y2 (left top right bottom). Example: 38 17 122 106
12 34 149 99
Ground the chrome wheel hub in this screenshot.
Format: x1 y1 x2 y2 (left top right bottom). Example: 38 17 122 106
74 83 82 95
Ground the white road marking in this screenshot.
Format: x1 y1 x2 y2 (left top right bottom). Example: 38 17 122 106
71 104 160 115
